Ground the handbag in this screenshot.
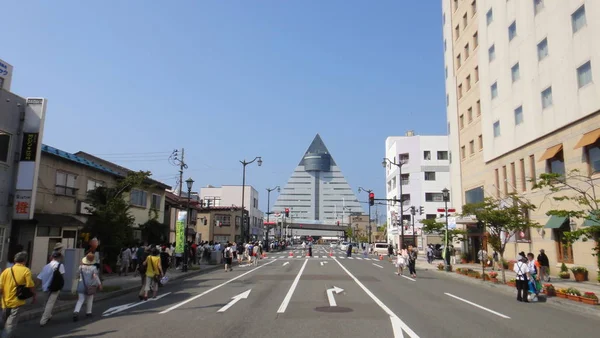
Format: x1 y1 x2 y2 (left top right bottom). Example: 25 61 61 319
152 258 161 283
10 268 34 300
80 267 98 296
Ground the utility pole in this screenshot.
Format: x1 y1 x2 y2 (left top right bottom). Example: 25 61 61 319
170 148 187 262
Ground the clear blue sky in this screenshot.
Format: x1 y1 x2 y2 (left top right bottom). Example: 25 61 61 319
4 0 446 214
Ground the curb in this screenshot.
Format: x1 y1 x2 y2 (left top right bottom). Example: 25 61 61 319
21 265 222 323
421 264 600 318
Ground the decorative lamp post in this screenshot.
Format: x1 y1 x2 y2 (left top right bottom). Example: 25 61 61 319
240 157 262 242
182 177 194 272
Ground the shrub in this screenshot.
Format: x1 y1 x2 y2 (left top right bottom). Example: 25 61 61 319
583 292 598 300
570 266 588 274
489 271 498 278
560 262 568 272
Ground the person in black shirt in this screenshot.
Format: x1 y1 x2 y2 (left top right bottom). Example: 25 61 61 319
537 249 550 282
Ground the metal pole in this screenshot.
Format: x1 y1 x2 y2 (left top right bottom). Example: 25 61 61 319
241 163 247 242
399 163 404 250
266 189 270 252
368 204 372 245
411 206 416 248
445 199 450 271
183 186 191 272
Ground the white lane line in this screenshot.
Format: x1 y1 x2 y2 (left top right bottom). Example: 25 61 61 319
348 257 354 260
356 257 363 260
334 258 419 338
400 275 416 282
444 293 511 319
372 263 384 269
159 259 277 314
277 259 309 313
283 262 289 266
338 257 345 259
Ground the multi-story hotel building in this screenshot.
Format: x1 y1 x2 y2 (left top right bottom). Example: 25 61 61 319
444 0 600 280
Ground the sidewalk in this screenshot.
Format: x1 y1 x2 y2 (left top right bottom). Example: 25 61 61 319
20 263 221 323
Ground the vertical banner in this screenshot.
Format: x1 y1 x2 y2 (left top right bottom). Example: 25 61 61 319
13 98 47 220
175 210 187 254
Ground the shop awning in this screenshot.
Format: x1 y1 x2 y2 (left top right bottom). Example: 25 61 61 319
582 212 600 227
538 144 563 162
34 213 85 227
544 215 568 229
573 128 600 149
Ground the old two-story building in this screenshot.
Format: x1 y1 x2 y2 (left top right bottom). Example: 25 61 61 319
195 206 248 244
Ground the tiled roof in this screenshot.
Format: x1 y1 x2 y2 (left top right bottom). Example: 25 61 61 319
42 144 123 177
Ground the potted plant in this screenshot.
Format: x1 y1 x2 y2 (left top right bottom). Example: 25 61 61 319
559 263 570 279
556 288 568 298
482 273 490 281
489 271 498 283
455 268 462 274
543 284 556 297
506 278 517 287
570 267 588 282
566 287 581 301
502 259 509 270
581 292 599 305
437 263 445 271
508 260 517 271
461 253 469 264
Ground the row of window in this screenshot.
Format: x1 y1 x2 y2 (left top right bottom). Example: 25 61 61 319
452 32 478 73
458 100 481 130
460 135 484 160
387 171 439 192
391 192 451 204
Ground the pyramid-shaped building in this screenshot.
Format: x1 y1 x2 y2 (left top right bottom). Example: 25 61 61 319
273 134 365 222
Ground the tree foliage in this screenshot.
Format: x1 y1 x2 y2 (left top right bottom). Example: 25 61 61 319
421 218 466 244
461 194 540 282
140 219 169 245
83 171 152 266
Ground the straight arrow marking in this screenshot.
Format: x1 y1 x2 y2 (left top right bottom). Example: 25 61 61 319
103 292 172 317
326 286 344 307
217 289 251 313
372 263 384 269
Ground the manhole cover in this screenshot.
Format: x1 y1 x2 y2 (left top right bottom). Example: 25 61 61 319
314 306 353 313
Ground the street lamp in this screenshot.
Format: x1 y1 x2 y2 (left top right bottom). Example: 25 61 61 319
382 157 407 250
182 177 194 272
442 187 451 271
358 187 373 245
240 157 262 243
265 185 280 251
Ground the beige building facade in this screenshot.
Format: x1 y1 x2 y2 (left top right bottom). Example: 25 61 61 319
195 206 247 244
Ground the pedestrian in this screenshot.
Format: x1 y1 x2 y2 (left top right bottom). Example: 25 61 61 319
37 252 65 327
492 250 499 271
142 248 163 301
137 246 150 300
387 243 394 262
426 245 433 264
407 245 418 278
252 242 260 266
119 246 132 276
0 252 36 337
73 253 102 321
396 246 408 276
537 249 550 282
450 245 457 265
513 252 531 302
224 243 233 272
527 252 542 301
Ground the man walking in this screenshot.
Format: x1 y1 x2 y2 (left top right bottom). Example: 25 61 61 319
37 252 65 326
537 249 550 282
0 252 36 337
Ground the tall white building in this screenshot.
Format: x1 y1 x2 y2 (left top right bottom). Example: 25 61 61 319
384 132 451 248
199 185 264 240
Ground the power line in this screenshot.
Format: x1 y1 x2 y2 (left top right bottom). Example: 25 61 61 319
90 151 172 156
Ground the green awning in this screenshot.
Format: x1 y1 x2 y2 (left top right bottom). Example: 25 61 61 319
582 213 600 227
544 215 568 229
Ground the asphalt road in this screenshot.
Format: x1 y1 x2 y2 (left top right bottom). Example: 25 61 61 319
18 245 599 338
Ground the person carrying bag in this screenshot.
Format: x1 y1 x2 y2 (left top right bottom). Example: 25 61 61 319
73 253 102 321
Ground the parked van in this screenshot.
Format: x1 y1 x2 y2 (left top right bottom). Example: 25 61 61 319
373 242 390 255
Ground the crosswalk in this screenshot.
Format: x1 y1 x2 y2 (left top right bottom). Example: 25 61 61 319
262 254 385 261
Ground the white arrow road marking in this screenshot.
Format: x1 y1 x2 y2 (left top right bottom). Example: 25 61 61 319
444 293 510 319
217 289 251 313
282 262 289 266
334 258 419 338
372 263 384 269
277 259 308 313
400 275 416 282
326 286 344 307
320 261 329 266
103 292 172 317
160 259 276 314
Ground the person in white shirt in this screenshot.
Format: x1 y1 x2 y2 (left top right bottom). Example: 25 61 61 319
119 247 132 276
37 252 66 326
513 252 532 302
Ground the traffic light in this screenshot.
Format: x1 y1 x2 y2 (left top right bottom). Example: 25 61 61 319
369 192 374 206
410 206 416 215
419 206 424 215
285 208 290 217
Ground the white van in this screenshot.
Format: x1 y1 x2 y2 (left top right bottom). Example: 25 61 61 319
373 242 390 255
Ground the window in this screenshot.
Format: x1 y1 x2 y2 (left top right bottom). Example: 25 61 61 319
520 158 526 192
448 122 451 135
151 194 161 209
469 140 475 155
425 193 446 202
514 106 523 125
387 180 392 192
510 162 516 193
461 146 466 159
466 75 471 91
473 32 479 49
459 114 464 129
486 8 493 25
401 194 411 205
401 174 409 185
491 82 498 99
488 45 496 61
547 149 565 176
446 94 449 106
534 0 544 15
86 179 102 192
445 66 448 79
0 78 4 90
508 21 517 41
426 214 437 220
511 63 520 82
130 189 148 207
463 13 468 29
502 166 508 195
37 226 62 237
444 39 447 52
453 0 458 12
55 172 77 197
493 121 501 137
425 172 436 181
478 134 483 150
467 107 473 123
494 169 500 197
571 5 586 33
456 54 462 69
541 87 553 109
424 151 431 160
587 139 600 173
455 25 460 40
529 155 536 188
215 214 232 226
577 61 593 88
437 151 449 160
476 100 481 116
474 66 479 82
537 38 548 61
458 84 463 98
464 43 470 59
399 153 409 163
253 198 258 208
442 13 445 25
0 132 10 163
465 186 484 204
471 0 477 16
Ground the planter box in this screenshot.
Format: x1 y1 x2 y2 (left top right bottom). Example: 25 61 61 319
581 297 599 305
506 282 516 287
508 262 515 271
557 292 567 299
567 294 581 302
544 290 556 297
490 277 498 283
573 272 587 282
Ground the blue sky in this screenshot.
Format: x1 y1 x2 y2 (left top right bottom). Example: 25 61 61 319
3 0 446 214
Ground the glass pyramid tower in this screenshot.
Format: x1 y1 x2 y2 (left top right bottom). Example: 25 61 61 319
273 134 365 222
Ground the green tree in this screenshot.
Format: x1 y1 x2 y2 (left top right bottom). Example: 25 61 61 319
534 170 600 272
84 171 152 267
421 218 466 244
140 219 169 245
345 227 353 240
461 194 540 283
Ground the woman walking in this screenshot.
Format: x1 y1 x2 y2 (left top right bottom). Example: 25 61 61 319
142 248 163 301
396 246 408 276
407 245 418 278
73 253 102 321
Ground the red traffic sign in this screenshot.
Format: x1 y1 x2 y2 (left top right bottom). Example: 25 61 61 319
437 208 456 213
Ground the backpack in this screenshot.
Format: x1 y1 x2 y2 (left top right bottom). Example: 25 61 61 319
49 263 64 292
225 248 232 258
248 245 253 255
